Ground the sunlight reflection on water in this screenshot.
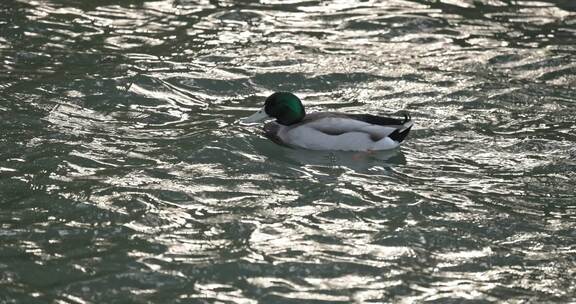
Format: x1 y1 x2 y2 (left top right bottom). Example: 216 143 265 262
1 0 575 302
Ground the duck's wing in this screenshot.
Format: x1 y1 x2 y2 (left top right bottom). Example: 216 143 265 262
344 114 407 128
302 112 413 142
345 113 413 142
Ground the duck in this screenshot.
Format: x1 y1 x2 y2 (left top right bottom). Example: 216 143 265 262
243 92 413 151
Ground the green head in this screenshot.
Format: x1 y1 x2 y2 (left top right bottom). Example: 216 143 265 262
243 92 305 125
263 92 305 125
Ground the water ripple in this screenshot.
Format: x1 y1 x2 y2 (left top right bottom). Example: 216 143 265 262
1 0 576 303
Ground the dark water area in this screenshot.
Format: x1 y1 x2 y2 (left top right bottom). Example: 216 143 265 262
1 0 575 303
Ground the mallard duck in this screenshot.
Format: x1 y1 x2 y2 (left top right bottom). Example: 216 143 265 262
243 92 413 151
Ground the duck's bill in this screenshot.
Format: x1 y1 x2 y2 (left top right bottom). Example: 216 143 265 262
243 108 269 123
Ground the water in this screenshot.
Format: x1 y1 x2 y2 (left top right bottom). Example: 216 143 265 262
1 0 575 302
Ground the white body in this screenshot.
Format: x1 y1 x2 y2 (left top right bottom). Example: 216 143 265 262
271 116 412 151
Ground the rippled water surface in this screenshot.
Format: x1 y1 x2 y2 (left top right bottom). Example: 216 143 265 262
1 0 576 302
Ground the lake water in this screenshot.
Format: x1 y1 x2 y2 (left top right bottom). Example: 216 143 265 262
1 0 575 303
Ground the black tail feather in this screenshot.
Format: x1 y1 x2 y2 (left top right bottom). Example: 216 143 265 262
389 126 412 143
403 113 411 124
